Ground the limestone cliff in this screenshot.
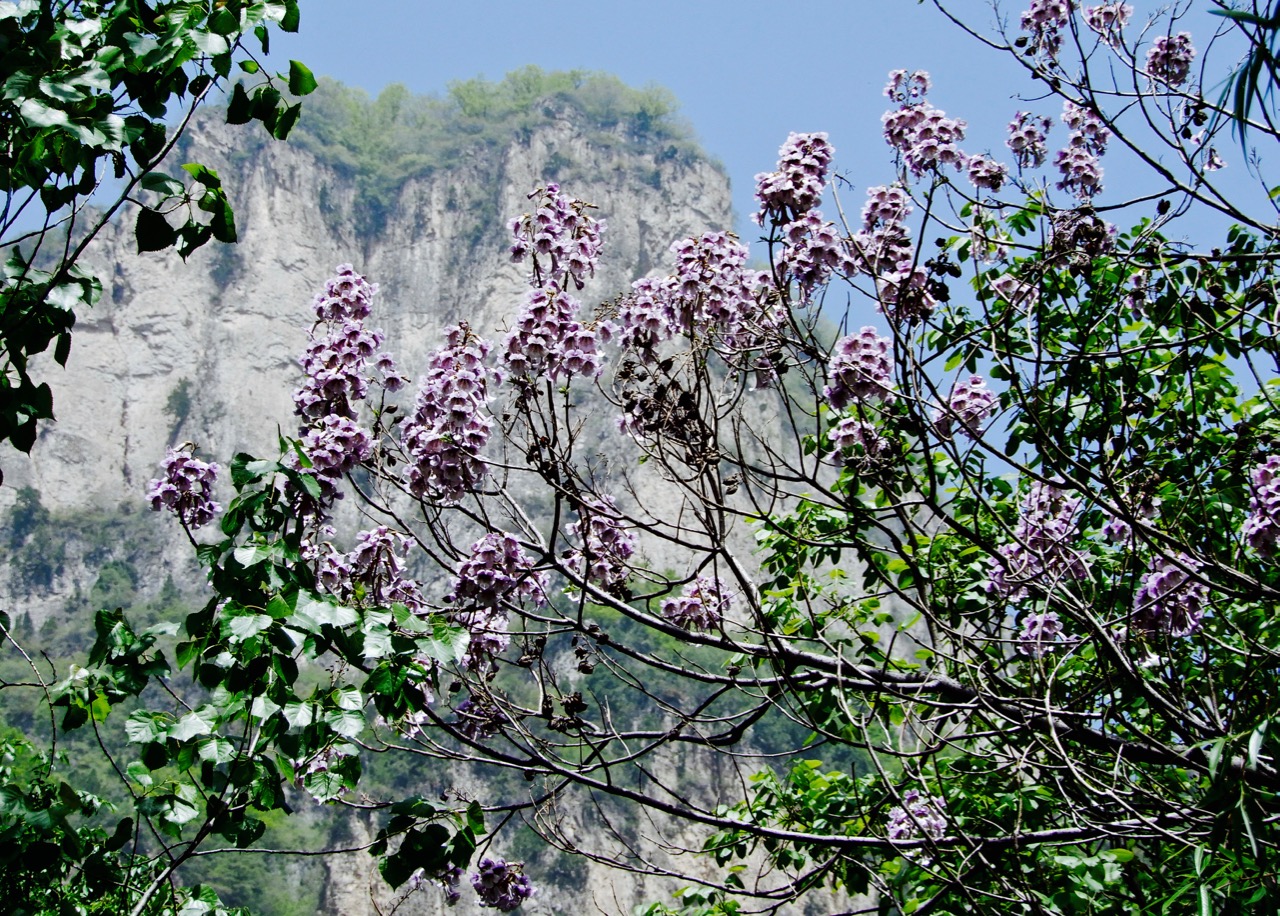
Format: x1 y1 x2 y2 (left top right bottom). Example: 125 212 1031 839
1 79 734 627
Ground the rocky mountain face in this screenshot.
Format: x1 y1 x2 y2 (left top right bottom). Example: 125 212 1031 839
1 92 734 626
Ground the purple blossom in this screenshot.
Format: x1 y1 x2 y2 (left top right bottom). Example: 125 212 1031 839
876 265 937 325
830 417 889 468
886 788 947 843
503 282 607 382
317 526 425 612
448 533 547 670
147 448 221 529
401 324 495 505
1244 456 1280 556
824 327 895 409
989 482 1089 600
661 575 732 632
883 93 968 178
1017 609 1065 656
753 132 834 225
1055 146 1104 199
1006 112 1053 170
311 264 377 322
1062 100 1110 156
294 267 404 423
566 495 637 590
1133 553 1208 636
1021 0 1071 59
1147 33 1196 88
850 185 915 276
302 414 373 478
967 155 1009 192
1084 3 1132 46
508 183 606 289
933 375 996 438
616 232 778 374
471 858 535 911
989 273 1040 309
1101 514 1132 544
778 210 857 300
884 69 932 105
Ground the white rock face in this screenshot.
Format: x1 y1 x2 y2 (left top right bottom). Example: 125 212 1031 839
13 111 732 510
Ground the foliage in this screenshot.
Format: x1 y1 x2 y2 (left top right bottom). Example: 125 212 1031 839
0 0 313 463
284 67 704 235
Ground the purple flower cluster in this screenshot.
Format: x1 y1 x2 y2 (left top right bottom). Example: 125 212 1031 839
876 266 937 325
617 232 775 366
881 75 968 178
967 155 1009 192
566 496 637 590
1020 0 1072 58
508 183 606 289
824 327 896 409
302 415 373 478
471 858 535 911
502 281 608 382
1062 101 1110 156
1244 456 1280 556
401 325 495 505
1147 33 1196 88
1007 112 1053 170
1017 609 1065 656
318 526 425 612
989 273 1040 309
1133 553 1208 636
989 482 1089 600
447 533 547 670
661 575 731 632
778 211 856 301
830 417 889 467
886 788 947 842
147 447 221 529
312 263 376 322
1055 145 1104 200
933 375 996 438
1084 3 1131 46
752 131 834 225
294 265 403 424
850 185 915 276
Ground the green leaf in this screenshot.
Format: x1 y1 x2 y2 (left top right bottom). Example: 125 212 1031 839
324 708 365 738
228 613 272 642
297 597 358 629
281 0 300 32
283 702 314 728
332 685 363 711
135 207 176 253
288 60 316 96
168 708 215 742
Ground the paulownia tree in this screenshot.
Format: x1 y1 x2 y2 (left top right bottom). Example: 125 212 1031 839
17 1 1280 913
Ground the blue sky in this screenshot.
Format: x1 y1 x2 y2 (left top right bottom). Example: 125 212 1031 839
264 1 1031 232
263 1 1262 242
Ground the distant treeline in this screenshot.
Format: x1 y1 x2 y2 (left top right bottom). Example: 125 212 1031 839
205 67 709 236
